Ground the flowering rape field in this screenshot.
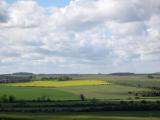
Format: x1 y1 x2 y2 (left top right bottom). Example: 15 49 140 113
8 80 109 87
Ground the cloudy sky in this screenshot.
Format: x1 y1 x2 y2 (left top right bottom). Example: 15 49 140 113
0 0 160 74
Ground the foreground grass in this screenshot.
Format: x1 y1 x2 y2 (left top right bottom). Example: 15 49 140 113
0 111 160 120
7 80 109 87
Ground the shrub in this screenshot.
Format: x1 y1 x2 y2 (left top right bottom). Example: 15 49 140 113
141 100 147 104
148 74 154 79
80 94 85 101
8 95 15 102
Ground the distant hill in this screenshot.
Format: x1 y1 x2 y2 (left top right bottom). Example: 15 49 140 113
0 74 32 83
153 72 160 75
12 72 34 76
109 72 135 76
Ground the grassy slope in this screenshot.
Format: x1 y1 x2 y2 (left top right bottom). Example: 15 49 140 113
59 76 160 100
0 111 160 120
0 86 79 100
60 84 150 100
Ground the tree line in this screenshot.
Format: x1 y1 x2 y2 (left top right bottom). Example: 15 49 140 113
0 75 32 83
0 99 160 113
40 76 72 81
0 94 160 113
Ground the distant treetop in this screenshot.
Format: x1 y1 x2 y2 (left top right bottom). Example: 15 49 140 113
109 72 135 76
12 72 34 76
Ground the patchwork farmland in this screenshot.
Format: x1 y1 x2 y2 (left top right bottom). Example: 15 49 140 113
0 74 160 120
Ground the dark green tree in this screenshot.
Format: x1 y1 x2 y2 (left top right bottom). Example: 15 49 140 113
1 94 8 102
148 74 154 79
80 94 85 101
8 95 15 102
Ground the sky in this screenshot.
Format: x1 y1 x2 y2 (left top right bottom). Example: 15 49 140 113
5 0 70 7
0 0 160 74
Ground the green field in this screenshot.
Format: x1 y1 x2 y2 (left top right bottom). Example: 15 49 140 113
0 86 79 100
0 111 160 120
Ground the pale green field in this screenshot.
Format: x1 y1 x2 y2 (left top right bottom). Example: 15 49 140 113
59 84 150 100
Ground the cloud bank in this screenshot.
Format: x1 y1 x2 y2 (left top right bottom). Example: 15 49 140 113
0 0 160 73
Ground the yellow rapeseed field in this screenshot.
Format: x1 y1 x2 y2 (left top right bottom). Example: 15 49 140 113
8 80 109 87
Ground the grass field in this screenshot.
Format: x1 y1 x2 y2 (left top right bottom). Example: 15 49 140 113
0 86 79 100
0 111 160 120
7 80 109 87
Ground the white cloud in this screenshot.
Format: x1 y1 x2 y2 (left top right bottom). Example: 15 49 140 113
0 0 160 73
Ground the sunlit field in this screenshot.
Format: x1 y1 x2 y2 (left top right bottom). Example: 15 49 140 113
7 80 109 87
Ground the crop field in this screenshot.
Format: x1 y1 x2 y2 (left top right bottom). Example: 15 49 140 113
7 80 109 87
0 86 79 100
